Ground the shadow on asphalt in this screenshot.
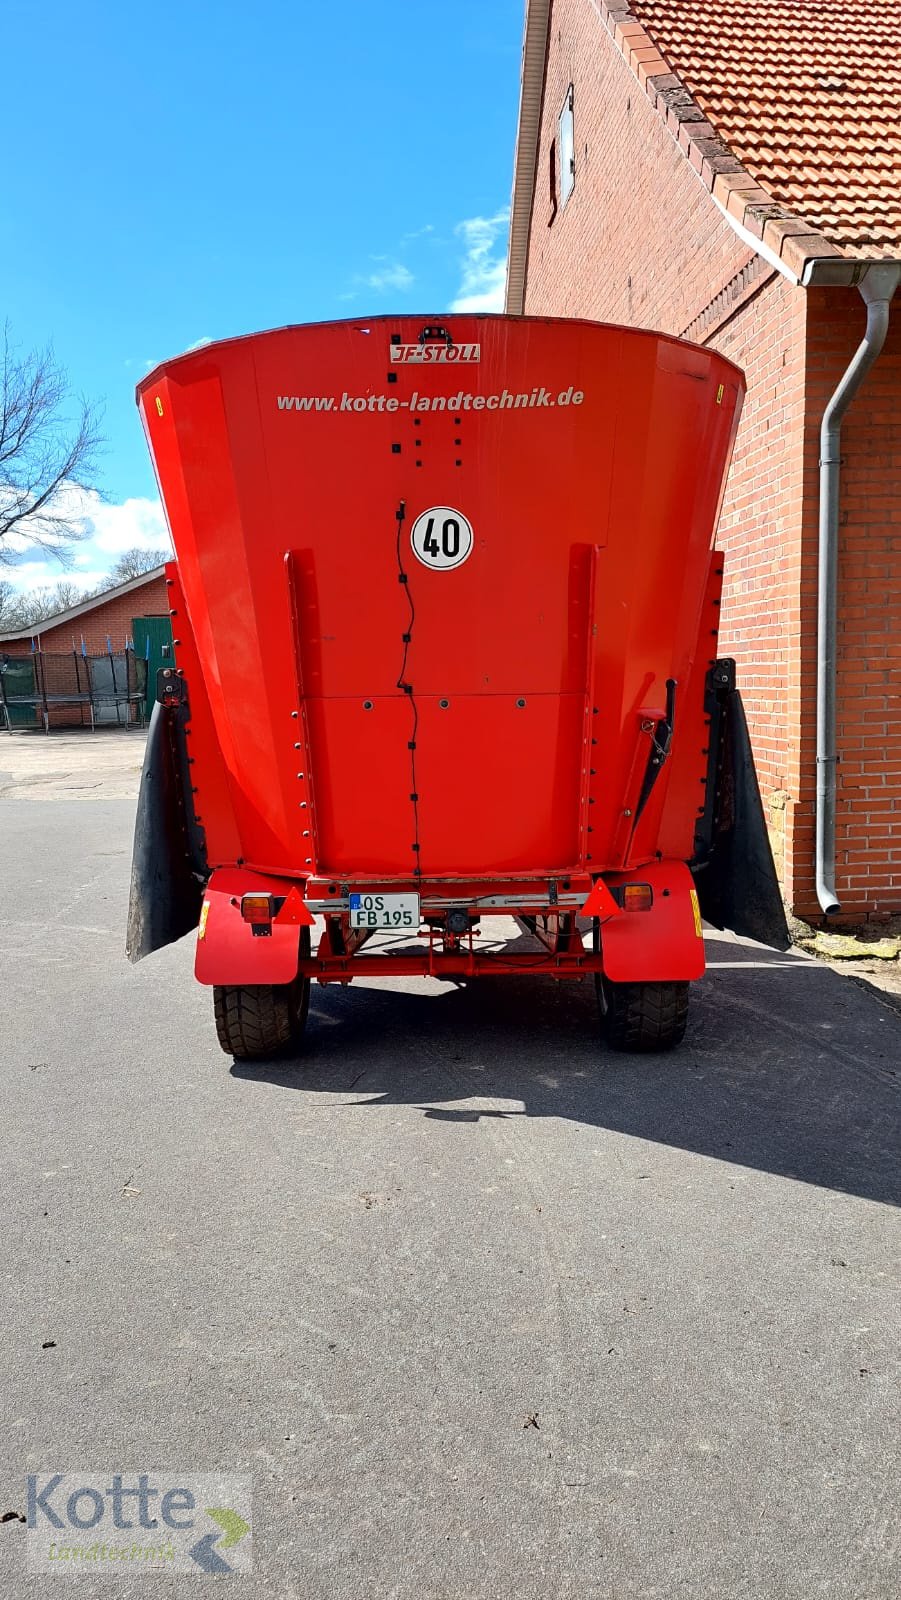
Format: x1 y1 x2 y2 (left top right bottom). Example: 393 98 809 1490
231 934 901 1207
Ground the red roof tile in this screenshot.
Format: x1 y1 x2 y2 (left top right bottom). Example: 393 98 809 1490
627 0 901 256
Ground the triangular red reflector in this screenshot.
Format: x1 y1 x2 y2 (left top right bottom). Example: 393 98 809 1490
581 878 621 919
274 886 315 926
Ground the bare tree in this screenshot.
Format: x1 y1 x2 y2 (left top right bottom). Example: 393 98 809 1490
106 545 170 584
0 548 171 638
0 578 19 630
40 580 85 616
0 323 103 566
0 580 88 631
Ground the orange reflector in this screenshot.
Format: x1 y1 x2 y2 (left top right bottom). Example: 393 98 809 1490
622 883 653 912
241 894 273 925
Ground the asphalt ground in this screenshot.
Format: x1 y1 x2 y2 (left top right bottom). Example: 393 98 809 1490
0 731 899 1598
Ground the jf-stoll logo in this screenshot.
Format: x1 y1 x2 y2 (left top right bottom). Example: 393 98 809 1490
390 342 480 364
25 1472 252 1574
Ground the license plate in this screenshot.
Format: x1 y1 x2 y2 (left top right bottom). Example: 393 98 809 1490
349 892 420 930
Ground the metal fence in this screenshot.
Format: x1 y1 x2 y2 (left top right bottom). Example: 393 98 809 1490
0 649 148 733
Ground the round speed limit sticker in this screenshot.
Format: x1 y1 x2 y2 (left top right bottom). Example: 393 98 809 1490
410 506 474 571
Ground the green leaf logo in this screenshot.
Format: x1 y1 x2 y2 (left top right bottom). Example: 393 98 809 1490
205 1507 250 1548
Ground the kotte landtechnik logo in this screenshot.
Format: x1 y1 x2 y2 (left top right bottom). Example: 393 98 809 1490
26 1473 252 1574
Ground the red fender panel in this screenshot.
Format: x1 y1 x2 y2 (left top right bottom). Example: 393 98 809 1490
601 860 705 983
194 868 311 986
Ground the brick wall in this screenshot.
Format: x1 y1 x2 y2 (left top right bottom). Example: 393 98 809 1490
520 0 901 921
523 0 751 333
709 274 808 903
523 0 808 899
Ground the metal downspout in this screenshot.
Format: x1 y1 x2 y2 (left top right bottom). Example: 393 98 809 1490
815 262 901 914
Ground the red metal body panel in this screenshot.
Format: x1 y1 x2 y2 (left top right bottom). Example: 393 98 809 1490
139 315 742 883
195 868 311 987
138 315 743 990
303 690 586 875
191 857 699 987
164 564 242 866
600 861 705 982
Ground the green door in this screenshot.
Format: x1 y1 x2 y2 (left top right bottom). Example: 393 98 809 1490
0 655 39 728
131 616 174 718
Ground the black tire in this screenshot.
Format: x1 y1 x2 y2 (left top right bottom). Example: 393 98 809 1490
597 977 689 1053
213 930 311 1061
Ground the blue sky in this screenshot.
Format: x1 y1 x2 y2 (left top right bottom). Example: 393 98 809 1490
2 0 522 590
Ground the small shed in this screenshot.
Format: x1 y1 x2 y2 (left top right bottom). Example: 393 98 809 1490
0 566 172 730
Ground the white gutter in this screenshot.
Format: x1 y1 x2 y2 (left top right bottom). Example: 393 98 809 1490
709 194 801 285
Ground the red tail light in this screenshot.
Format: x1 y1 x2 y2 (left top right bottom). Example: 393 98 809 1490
618 883 654 912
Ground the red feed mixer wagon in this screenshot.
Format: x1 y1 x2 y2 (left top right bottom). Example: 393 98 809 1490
127 314 787 1060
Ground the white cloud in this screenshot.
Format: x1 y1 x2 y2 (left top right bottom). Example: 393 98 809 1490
362 261 414 293
125 337 211 372
4 559 110 595
2 484 171 593
76 489 170 556
6 559 75 585
450 209 510 312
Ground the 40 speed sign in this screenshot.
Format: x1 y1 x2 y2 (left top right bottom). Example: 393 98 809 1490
410 506 474 570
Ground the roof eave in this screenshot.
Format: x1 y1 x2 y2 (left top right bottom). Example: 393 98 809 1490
505 0 551 315
0 564 168 642
505 0 897 306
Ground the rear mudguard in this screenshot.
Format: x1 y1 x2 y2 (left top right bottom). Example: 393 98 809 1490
126 701 205 962
600 859 706 983
693 672 791 951
194 868 313 987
